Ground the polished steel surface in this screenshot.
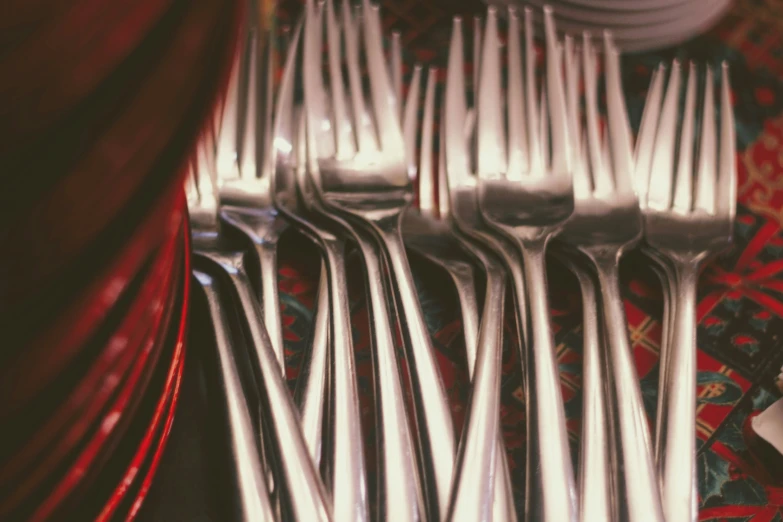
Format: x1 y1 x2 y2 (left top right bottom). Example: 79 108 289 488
302 1 451 519
284 16 372 522
215 17 287 374
186 134 332 521
557 32 663 522
191 269 276 522
635 59 736 522
464 7 578 521
550 251 613 522
401 64 516 522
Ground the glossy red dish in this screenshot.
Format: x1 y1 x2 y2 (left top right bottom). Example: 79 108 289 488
27 227 187 522
0 182 187 424
0 216 184 490
0 206 188 521
97 224 190 521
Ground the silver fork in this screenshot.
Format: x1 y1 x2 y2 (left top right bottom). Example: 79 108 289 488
215 17 287 374
299 3 423 520
219 16 332 468
632 65 679 467
187 130 332 521
467 8 578 521
303 1 454 519
548 248 612 522
636 60 736 522
402 65 517 521
557 31 664 522
265 20 332 472
187 140 276 522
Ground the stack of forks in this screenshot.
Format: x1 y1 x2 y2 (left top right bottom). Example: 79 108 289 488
186 1 736 520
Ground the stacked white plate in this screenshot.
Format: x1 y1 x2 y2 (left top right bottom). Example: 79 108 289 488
487 0 734 52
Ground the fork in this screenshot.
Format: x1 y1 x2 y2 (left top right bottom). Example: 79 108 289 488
557 31 664 521
215 19 289 374
466 8 578 521
635 60 736 522
401 65 517 521
548 248 613 522
299 3 424 520
632 65 679 466
187 130 332 521
302 1 455 518
187 143 275 522
215 16 332 468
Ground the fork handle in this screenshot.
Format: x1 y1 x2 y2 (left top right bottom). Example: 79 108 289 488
378 224 456 520
593 259 664 522
225 264 333 522
352 233 421 522
550 252 613 522
296 262 330 468
253 242 287 374
319 239 370 522
518 243 578 522
194 270 277 522
452 237 517 522
447 255 506 522
641 248 677 466
660 261 699 522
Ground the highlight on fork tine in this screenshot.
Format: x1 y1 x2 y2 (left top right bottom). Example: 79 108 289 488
718 61 737 220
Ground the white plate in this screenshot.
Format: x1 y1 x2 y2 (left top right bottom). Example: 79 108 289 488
553 0 693 11
509 0 731 50
512 0 703 26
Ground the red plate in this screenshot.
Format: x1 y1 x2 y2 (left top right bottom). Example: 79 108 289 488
0 216 186 521
27 230 186 522
97 224 190 521
0 216 184 491
0 177 187 423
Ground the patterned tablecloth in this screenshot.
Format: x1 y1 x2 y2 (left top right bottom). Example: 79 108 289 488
267 0 783 519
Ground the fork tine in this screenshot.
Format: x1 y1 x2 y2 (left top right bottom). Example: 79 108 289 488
216 51 242 182
717 63 736 220
603 32 634 197
325 0 355 159
273 16 302 160
473 16 482 102
341 0 373 154
403 65 423 180
445 16 470 190
634 64 665 207
564 38 591 200
524 8 539 172
361 0 403 152
543 7 570 174
673 62 698 213
419 67 438 216
185 158 199 207
477 7 506 179
259 28 279 185
694 65 717 214
582 32 608 195
507 7 528 177
540 87 549 166
648 60 682 211
391 31 403 117
239 29 260 180
573 131 592 199
303 0 326 180
563 34 581 166
438 110 451 219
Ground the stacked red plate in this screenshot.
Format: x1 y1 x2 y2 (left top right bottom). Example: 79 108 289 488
0 0 243 519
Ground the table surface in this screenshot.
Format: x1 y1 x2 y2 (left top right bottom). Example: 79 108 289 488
140 0 783 519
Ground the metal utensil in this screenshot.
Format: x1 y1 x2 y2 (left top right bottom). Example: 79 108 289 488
636 59 736 522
